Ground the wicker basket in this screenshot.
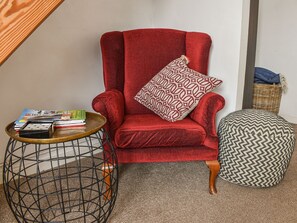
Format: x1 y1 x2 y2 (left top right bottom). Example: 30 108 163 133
252 83 282 114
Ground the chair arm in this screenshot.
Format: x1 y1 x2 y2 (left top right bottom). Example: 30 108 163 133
190 92 225 137
92 89 124 138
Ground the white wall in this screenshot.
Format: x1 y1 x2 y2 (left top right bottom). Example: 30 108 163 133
0 0 249 182
256 0 297 123
0 0 153 181
152 0 247 119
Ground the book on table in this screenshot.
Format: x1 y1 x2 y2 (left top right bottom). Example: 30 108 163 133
53 110 86 129
14 108 86 130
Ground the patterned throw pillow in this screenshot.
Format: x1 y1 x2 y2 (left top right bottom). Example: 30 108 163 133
134 55 222 122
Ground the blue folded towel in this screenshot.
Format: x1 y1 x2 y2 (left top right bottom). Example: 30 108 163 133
254 67 280 84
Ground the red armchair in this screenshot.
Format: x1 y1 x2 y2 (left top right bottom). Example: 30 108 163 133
92 28 225 194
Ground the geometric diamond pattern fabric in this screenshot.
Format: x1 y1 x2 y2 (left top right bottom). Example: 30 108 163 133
218 109 296 187
134 55 222 122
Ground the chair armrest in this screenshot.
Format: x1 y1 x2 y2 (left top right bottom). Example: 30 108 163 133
92 89 124 138
190 92 225 137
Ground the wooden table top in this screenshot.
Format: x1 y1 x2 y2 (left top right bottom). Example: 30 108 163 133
5 112 106 144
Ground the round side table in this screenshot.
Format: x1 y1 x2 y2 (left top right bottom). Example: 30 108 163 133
3 112 118 223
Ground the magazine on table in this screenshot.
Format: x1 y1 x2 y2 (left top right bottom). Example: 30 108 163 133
14 108 86 130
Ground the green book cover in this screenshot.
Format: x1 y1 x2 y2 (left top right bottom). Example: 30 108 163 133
68 110 86 120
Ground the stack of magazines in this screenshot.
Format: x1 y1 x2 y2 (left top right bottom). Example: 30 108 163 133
14 108 86 130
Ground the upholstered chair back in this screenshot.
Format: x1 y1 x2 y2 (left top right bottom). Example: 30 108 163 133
100 29 212 115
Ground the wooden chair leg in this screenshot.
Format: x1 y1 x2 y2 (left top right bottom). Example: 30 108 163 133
102 163 113 200
205 160 220 195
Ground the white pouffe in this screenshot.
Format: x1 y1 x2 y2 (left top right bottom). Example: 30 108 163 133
218 109 296 187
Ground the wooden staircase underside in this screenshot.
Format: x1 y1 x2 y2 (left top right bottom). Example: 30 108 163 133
0 0 64 65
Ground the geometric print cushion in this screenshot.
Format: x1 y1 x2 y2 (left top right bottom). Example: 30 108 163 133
134 55 222 122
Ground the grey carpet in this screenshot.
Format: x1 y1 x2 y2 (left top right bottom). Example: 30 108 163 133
1 126 296 223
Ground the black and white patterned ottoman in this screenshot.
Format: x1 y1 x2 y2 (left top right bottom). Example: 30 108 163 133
218 109 295 187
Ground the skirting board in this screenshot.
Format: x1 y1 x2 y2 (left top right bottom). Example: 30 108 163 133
279 113 297 124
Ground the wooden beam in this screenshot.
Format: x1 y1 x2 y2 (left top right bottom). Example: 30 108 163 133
242 0 259 109
0 0 64 65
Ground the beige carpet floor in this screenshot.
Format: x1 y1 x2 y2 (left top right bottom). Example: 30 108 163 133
1 126 296 223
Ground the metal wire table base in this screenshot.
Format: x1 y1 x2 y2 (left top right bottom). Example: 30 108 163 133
3 129 118 223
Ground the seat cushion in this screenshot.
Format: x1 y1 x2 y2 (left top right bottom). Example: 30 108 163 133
114 114 207 149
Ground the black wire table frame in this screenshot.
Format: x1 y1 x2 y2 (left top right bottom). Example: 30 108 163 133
3 114 118 223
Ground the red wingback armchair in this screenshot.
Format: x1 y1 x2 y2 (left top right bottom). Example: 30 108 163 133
92 28 225 194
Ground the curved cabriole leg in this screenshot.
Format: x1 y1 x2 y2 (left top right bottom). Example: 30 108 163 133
102 163 114 200
205 160 220 195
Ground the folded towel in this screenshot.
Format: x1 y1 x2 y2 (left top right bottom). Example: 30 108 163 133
254 67 280 84
254 67 287 93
